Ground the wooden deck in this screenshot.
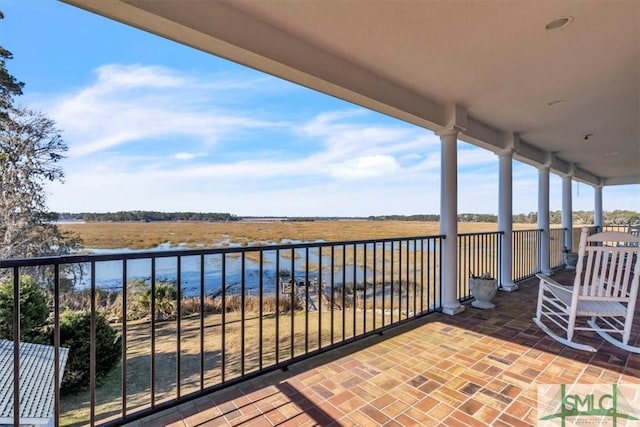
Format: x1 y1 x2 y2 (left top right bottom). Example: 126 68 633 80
124 270 640 426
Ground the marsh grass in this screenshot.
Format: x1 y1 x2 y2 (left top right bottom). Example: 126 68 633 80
55 220 541 425
61 289 295 323
58 273 436 426
60 221 534 250
60 300 397 426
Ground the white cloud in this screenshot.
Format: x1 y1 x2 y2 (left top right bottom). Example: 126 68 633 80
458 146 497 167
42 86 443 214
40 64 281 157
173 152 198 160
37 63 639 216
329 155 400 180
93 64 187 90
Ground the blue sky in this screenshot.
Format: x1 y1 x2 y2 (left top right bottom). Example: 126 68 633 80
2 1 638 217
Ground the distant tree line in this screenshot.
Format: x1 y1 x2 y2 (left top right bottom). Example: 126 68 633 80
511 210 640 225
599 210 640 225
55 209 639 225
368 214 441 222
369 213 498 222
57 211 239 222
369 210 639 225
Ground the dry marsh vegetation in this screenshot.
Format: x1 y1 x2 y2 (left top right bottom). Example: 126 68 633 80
60 276 431 425
62 305 393 426
60 220 535 250
56 219 540 424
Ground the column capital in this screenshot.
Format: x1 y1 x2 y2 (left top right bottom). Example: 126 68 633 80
537 152 554 170
496 148 516 158
436 125 465 138
444 103 468 130
502 132 520 153
558 162 575 178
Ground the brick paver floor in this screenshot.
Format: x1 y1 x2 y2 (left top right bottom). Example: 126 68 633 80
124 271 640 426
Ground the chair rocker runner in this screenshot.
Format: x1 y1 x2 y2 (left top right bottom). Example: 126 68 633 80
533 227 640 352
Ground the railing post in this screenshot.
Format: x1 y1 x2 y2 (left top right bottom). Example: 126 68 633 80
54 264 61 427
12 268 20 427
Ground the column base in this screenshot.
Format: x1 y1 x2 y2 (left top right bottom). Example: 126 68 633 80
442 305 465 315
500 283 519 292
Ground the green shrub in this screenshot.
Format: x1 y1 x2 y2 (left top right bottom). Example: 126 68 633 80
0 276 49 343
138 281 177 320
58 309 122 392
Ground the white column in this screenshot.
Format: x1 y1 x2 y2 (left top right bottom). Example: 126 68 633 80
438 127 464 315
538 166 552 274
594 185 603 231
498 150 517 291
562 175 573 251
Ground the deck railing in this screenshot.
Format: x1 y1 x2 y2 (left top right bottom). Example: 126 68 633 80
1 235 444 426
0 226 583 426
602 225 631 233
457 231 502 297
512 229 542 282
549 227 566 270
511 227 590 282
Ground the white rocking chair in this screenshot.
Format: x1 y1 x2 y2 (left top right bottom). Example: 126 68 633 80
533 227 640 352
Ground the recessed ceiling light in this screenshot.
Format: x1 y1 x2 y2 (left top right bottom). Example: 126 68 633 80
547 99 565 106
545 16 573 31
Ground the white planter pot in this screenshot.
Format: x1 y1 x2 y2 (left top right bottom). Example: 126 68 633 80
564 252 579 270
470 278 497 309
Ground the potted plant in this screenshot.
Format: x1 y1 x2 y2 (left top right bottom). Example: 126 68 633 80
563 246 579 270
469 272 497 309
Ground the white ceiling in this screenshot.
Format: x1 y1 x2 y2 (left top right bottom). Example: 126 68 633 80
63 0 640 187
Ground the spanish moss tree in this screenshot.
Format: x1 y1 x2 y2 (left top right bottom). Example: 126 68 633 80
0 10 80 260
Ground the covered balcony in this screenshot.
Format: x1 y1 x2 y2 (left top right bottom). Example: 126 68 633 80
2 0 639 426
2 225 639 426
124 269 640 427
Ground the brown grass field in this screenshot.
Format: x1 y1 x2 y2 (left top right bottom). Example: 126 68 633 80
57 220 546 425
62 304 407 426
60 220 538 250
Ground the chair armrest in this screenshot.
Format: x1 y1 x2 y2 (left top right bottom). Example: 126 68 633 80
536 273 569 289
536 274 574 297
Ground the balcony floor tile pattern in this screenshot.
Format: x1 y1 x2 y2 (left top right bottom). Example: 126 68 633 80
125 271 640 426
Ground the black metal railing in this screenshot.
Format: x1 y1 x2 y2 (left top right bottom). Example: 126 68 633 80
1 226 585 426
1 235 443 426
512 229 542 282
569 225 599 248
457 231 502 296
511 227 581 281
549 227 565 270
602 225 629 233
